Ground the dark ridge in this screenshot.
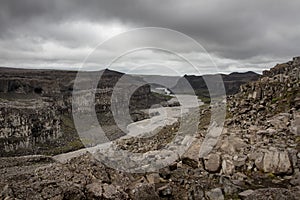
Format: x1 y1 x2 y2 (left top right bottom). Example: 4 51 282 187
171 71 260 101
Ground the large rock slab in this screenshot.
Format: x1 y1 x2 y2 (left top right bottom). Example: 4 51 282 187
255 149 293 174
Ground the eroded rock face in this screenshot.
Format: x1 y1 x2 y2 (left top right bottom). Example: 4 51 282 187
0 99 61 155
0 68 155 155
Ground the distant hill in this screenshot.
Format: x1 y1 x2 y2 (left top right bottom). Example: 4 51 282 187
173 71 260 102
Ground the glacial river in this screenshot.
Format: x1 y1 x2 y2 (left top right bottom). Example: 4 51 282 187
54 94 203 163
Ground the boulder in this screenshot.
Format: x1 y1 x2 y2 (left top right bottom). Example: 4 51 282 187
291 113 300 135
102 184 128 199
204 153 221 173
255 149 293 174
199 123 224 158
146 173 163 184
233 155 247 167
206 188 224 200
182 139 202 168
86 181 103 198
220 136 247 154
239 190 254 198
131 183 160 200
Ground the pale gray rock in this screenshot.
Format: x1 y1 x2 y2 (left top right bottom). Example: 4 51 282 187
199 122 224 158
221 156 235 175
233 155 247 167
206 188 224 200
239 189 254 198
86 181 103 198
255 149 293 174
204 153 221 172
220 136 247 154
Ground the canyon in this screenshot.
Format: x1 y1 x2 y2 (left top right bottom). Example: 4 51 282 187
0 57 299 199
0 68 165 156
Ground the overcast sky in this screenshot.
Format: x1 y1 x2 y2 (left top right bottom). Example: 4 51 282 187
0 0 299 75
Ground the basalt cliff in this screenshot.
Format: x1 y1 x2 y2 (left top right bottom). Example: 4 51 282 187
0 68 166 156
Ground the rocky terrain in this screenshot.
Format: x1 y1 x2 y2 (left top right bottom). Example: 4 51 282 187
0 57 300 199
0 67 260 156
0 68 169 156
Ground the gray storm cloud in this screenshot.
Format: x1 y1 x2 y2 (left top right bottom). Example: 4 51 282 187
0 0 299 75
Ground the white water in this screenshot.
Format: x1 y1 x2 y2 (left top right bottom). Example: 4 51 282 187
126 94 202 137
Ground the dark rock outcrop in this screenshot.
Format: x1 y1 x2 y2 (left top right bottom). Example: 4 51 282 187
171 71 260 101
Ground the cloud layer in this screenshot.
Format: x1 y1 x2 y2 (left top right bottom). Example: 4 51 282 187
0 0 299 75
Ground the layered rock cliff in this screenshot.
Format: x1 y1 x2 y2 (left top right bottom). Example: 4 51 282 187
0 68 155 156
0 99 61 155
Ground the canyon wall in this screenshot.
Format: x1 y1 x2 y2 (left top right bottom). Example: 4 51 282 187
0 99 61 155
0 68 153 156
